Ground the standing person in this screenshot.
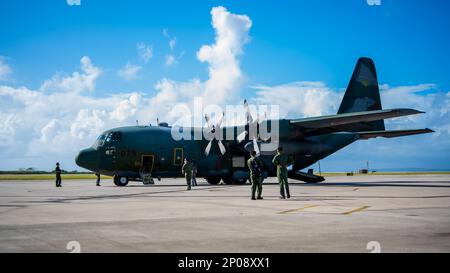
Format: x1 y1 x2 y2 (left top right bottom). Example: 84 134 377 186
182 158 193 190
95 173 101 186
55 162 62 187
191 160 198 187
247 151 263 200
272 147 290 199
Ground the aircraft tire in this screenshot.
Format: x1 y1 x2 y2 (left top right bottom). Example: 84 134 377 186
206 177 221 185
114 175 129 187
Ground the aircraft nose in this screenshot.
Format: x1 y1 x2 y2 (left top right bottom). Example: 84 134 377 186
75 148 99 171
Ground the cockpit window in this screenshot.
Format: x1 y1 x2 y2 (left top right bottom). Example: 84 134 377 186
92 134 106 149
105 131 123 143
92 131 122 149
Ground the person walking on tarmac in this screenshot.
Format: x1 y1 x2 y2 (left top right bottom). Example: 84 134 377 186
272 147 291 199
95 173 101 186
55 162 62 187
182 158 193 190
247 151 264 200
191 160 198 187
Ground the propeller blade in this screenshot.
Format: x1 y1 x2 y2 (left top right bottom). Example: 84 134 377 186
218 140 226 155
253 138 260 155
237 131 247 143
258 112 267 124
216 112 224 129
204 114 212 128
204 140 213 156
243 99 253 124
249 119 259 139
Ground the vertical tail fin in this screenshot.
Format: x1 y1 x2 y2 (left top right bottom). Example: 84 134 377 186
338 57 385 131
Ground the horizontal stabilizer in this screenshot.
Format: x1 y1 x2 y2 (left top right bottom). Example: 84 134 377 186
358 128 434 140
291 108 424 130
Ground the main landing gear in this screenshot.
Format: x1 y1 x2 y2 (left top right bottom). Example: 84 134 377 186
113 175 129 187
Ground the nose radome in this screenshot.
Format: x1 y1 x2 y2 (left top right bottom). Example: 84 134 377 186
75 153 81 166
75 148 98 171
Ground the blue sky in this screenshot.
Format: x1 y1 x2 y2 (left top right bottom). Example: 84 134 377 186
0 0 449 171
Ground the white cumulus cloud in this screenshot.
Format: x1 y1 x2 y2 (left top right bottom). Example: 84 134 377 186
40 56 102 93
196 6 252 105
118 63 142 81
252 82 342 118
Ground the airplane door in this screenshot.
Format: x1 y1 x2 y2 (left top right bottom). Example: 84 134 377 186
141 155 155 173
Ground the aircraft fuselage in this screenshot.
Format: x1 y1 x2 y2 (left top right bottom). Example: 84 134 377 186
75 121 356 184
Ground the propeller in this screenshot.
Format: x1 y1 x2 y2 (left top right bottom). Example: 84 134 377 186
204 112 226 156
239 99 267 155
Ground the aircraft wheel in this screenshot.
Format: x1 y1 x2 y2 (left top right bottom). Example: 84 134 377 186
233 177 248 185
114 175 129 187
206 177 221 185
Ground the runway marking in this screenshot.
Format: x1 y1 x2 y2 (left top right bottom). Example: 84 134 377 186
342 206 370 215
278 205 318 214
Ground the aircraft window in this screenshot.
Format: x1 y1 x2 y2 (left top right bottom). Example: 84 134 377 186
93 134 106 148
105 131 123 143
105 133 112 143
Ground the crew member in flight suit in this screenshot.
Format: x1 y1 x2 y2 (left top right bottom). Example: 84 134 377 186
95 173 101 186
272 147 291 199
191 161 198 187
55 162 62 187
247 151 264 200
182 158 193 190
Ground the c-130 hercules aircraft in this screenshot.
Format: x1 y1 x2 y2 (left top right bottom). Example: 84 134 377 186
75 58 433 186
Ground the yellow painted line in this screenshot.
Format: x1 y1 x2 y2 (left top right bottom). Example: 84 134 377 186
342 206 370 215
278 205 318 214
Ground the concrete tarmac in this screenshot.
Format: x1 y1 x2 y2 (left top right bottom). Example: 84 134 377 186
0 175 449 252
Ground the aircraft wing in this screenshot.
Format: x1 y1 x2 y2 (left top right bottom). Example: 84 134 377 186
289 108 426 137
357 128 434 139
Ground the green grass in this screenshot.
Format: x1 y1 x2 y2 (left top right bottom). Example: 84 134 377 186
0 174 112 180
